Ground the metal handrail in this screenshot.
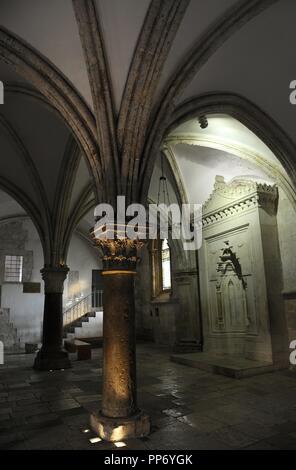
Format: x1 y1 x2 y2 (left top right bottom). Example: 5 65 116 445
63 290 103 326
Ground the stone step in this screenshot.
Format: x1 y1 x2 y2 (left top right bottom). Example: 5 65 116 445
63 334 102 348
173 339 202 354
75 318 103 338
78 336 103 348
63 310 100 336
170 352 276 379
64 310 103 339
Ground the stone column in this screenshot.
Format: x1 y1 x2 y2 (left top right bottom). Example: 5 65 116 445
34 266 71 371
90 234 150 441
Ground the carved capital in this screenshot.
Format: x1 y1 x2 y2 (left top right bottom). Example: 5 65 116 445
91 224 146 271
41 266 69 294
96 238 145 271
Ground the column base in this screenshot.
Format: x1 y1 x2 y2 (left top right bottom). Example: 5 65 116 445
90 410 150 442
33 348 71 371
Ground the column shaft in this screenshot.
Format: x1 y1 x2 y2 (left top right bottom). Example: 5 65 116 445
101 271 137 418
34 266 71 371
89 233 150 441
41 292 64 353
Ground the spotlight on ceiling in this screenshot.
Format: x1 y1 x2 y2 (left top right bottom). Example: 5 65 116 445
198 115 208 129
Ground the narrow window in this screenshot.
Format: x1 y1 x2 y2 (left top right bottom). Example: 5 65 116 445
161 239 171 291
4 255 23 283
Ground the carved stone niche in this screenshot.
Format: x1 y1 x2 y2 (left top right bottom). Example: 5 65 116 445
215 241 250 334
199 176 288 366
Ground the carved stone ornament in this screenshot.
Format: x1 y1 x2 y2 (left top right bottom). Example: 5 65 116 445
217 241 247 289
91 224 147 271
203 176 278 227
214 241 250 332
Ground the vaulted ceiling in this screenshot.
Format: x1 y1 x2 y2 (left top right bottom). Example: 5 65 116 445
163 114 294 205
0 60 95 265
0 0 295 264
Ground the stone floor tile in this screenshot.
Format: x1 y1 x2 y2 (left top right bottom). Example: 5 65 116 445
177 413 226 433
1 344 296 449
162 407 188 418
207 425 257 449
0 406 12 415
49 398 81 412
75 394 101 404
262 432 296 450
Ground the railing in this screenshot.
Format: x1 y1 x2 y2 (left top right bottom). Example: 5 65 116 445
63 290 103 326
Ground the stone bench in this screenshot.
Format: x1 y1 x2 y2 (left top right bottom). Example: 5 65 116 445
64 339 91 360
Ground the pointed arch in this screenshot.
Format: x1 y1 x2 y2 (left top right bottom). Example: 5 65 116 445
0 112 53 255
52 136 81 267
139 0 278 202
0 26 103 202
61 184 95 262
0 176 47 262
72 0 120 203
140 92 296 203
118 0 189 203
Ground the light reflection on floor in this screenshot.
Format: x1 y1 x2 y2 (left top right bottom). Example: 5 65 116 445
0 343 296 450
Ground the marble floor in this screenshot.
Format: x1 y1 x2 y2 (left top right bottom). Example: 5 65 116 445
0 343 296 450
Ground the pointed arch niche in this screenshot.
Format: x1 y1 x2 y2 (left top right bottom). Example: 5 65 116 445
162 98 296 368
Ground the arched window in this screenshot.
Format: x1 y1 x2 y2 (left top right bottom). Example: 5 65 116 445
151 238 172 297
161 239 171 291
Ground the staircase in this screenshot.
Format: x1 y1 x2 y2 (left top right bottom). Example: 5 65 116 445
63 291 103 341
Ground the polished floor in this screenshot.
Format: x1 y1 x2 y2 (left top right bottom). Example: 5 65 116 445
0 343 296 450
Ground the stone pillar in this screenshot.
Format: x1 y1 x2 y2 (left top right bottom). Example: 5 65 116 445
90 234 150 441
173 269 202 352
34 266 71 371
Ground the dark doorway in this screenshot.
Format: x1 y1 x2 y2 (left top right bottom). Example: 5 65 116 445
92 269 103 308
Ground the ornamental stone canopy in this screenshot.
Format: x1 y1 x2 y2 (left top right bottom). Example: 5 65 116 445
202 175 278 227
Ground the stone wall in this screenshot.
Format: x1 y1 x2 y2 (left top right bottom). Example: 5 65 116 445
0 218 40 347
0 308 19 350
135 177 296 361
135 243 201 348
277 187 296 344
283 297 296 344
64 235 102 305
135 246 153 340
0 218 102 347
